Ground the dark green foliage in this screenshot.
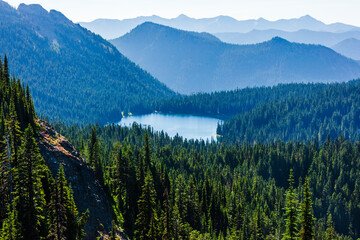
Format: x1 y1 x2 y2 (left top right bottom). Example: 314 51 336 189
218 80 360 143
283 170 299 240
153 83 327 118
299 177 314 240
16 125 46 240
48 166 88 240
135 171 159 239
0 2 175 124
54 122 360 239
0 56 86 239
326 214 336 240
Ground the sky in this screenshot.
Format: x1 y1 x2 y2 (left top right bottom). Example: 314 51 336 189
5 0 360 26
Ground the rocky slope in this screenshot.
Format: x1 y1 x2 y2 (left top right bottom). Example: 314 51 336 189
36 120 119 239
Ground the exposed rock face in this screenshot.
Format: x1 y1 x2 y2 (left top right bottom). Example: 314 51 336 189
36 120 113 239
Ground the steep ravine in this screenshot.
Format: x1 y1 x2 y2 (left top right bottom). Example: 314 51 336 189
36 120 122 239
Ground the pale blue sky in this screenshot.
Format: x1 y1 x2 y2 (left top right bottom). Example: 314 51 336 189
5 0 360 26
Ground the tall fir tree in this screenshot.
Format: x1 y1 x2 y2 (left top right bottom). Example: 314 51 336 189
0 202 21 240
326 214 336 240
16 125 46 240
299 177 314 240
283 169 298 240
135 170 159 240
88 127 104 185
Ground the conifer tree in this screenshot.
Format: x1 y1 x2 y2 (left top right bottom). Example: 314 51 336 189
48 179 67 240
283 169 298 240
326 214 336 240
161 188 172 239
88 127 104 185
0 202 21 240
17 125 46 240
88 127 98 167
135 170 159 240
299 177 314 240
143 131 151 168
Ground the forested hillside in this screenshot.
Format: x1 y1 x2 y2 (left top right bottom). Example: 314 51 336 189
0 56 87 239
218 80 360 143
0 1 175 124
111 22 360 94
152 83 329 118
53 120 360 239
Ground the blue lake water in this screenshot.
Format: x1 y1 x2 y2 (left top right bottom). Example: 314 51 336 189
118 113 222 141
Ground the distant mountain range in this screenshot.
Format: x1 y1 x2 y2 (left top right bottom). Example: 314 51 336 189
214 29 360 47
110 22 360 94
0 1 175 123
332 38 360 60
214 30 360 60
80 14 360 40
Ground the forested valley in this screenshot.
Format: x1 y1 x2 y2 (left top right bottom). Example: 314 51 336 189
53 120 360 239
1 52 359 239
152 80 360 144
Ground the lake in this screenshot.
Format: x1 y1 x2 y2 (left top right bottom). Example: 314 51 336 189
118 113 222 141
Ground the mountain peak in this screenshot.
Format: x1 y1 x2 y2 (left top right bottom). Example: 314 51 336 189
18 3 48 16
299 15 320 22
0 0 16 14
270 36 290 43
176 14 190 19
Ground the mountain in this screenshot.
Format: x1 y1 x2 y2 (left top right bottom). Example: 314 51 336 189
79 14 360 39
0 1 175 124
214 29 360 47
110 22 360 94
332 38 360 60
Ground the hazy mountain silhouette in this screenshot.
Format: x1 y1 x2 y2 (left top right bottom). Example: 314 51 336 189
332 38 360 60
215 29 360 47
80 14 360 39
0 1 175 123
110 22 360 94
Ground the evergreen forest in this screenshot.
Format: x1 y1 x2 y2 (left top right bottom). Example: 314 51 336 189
53 120 360 239
0 56 87 239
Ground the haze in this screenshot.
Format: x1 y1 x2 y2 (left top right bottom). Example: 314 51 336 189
5 0 360 26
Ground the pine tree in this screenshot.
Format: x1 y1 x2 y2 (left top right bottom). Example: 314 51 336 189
88 127 98 167
48 176 67 240
161 188 172 239
0 202 21 240
88 127 103 185
326 214 336 240
299 177 314 240
143 131 151 168
135 170 159 240
283 169 298 240
17 125 46 240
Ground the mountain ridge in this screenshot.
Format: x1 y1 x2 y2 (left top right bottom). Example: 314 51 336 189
111 22 360 94
332 38 360 60
0 1 175 124
80 14 360 39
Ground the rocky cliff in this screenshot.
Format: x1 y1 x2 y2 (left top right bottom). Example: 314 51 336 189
36 120 115 239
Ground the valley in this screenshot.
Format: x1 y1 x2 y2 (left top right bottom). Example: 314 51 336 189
0 0 360 239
